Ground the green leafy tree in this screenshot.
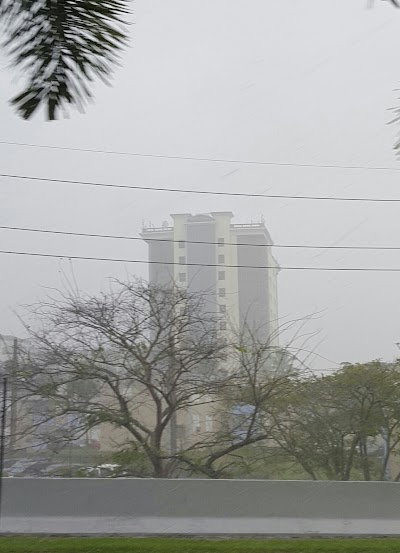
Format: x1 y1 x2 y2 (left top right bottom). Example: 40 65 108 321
270 377 361 481
335 361 400 480
271 361 400 481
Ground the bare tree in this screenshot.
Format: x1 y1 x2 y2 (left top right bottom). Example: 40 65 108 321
174 324 303 478
15 280 229 477
13 280 332 479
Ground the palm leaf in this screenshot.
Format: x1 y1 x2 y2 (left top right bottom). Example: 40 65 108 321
0 0 129 119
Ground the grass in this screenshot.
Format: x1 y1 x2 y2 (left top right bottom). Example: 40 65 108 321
1 537 400 553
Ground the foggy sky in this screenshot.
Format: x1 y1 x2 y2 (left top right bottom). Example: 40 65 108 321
1 0 400 369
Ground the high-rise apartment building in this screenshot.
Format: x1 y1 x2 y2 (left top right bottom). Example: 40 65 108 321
140 212 279 345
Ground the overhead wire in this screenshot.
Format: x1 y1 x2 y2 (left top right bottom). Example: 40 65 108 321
2 224 400 251
1 249 400 271
1 140 400 172
1 168 400 270
2 172 400 203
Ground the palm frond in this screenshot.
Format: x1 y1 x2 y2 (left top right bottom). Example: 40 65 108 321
0 0 129 119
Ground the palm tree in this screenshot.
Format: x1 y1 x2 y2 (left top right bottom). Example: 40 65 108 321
0 0 129 119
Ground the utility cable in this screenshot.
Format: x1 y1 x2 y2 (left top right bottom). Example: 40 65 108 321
1 249 400 271
1 141 400 172
2 173 400 203
1 225 400 251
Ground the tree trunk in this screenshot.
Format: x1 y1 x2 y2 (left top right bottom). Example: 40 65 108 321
152 456 167 478
360 438 371 481
379 429 391 481
343 437 359 481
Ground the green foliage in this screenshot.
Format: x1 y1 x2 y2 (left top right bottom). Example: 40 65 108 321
67 379 99 401
0 0 129 119
111 444 153 477
216 445 309 480
37 382 59 396
46 464 86 477
270 361 400 481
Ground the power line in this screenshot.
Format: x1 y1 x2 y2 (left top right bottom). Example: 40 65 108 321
2 224 400 252
1 140 400 172
2 172 400 203
1 249 400 271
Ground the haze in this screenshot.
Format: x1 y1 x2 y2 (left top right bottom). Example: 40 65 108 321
1 0 400 369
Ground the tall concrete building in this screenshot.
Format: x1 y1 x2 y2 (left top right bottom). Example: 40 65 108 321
140 212 279 345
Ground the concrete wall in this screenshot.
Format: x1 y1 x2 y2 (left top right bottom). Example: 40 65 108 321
147 238 174 287
2 478 400 535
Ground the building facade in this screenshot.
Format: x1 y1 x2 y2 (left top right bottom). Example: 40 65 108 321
140 212 279 345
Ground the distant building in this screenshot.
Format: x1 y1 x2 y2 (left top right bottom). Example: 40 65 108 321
0 334 102 453
0 335 27 451
0 334 25 366
140 212 279 345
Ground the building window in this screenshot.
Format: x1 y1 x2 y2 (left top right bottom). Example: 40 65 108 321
205 415 214 432
219 288 226 298
179 272 186 283
217 238 225 247
218 254 225 264
220 321 227 331
177 425 186 447
179 256 186 265
192 413 201 433
178 241 185 249
218 271 225 281
87 428 101 442
219 304 226 314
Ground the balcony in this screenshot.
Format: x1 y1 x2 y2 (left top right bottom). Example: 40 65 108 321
231 223 266 229
141 225 173 233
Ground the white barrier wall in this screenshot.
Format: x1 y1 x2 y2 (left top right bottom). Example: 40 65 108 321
2 478 400 535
